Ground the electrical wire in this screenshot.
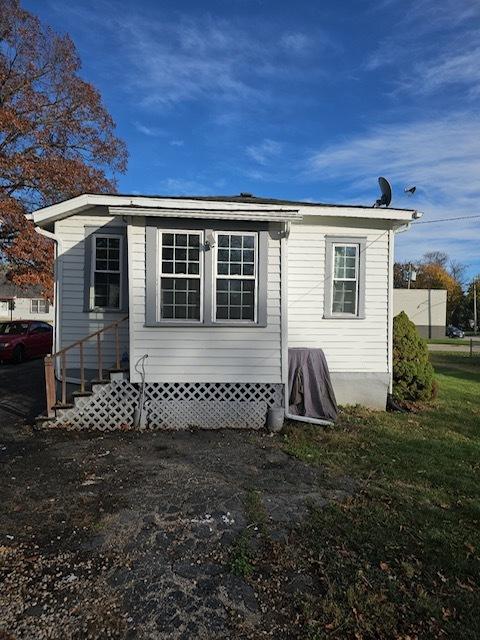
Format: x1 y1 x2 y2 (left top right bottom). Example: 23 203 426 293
413 214 480 225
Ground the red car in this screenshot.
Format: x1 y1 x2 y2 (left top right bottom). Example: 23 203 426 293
0 320 53 364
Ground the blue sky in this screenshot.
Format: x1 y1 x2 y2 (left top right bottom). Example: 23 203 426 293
25 0 480 278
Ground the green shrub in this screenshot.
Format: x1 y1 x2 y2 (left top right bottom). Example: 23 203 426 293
392 311 435 403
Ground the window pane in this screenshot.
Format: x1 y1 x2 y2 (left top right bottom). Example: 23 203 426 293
332 281 357 314
216 234 256 277
162 232 201 276
160 278 200 320
215 279 255 321
94 272 120 309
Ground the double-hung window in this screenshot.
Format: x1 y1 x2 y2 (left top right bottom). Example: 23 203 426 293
146 224 267 327
214 232 257 322
158 231 202 321
332 244 359 315
91 235 123 310
31 299 48 314
325 236 366 319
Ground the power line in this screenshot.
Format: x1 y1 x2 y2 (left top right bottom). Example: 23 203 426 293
413 214 480 225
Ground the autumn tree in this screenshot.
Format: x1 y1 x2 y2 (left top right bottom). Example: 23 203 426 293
0 0 127 298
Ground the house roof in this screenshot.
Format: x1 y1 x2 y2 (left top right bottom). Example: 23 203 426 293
32 193 420 228
0 268 43 300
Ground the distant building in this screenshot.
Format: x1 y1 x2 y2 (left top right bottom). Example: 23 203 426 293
0 269 53 323
393 289 447 339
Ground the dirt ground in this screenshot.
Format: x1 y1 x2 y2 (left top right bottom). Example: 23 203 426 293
0 362 355 639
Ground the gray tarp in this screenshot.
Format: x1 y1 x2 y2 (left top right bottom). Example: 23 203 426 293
288 348 338 422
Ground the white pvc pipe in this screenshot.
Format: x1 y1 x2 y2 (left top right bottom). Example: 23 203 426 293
284 410 334 426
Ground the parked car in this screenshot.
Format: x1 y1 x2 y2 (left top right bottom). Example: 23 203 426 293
0 320 53 364
446 325 465 339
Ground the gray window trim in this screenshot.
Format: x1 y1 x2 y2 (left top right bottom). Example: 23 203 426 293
324 235 366 320
145 218 269 327
83 225 128 313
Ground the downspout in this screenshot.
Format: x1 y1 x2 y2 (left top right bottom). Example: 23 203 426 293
35 227 62 376
388 211 423 393
280 220 334 427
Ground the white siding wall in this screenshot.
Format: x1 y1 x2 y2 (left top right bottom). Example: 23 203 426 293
55 210 129 370
288 217 391 373
0 297 54 322
128 218 282 383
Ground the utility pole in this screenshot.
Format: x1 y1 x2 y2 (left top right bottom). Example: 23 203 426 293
474 280 478 336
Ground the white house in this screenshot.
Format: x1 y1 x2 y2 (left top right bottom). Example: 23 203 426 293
0 269 54 323
32 193 418 430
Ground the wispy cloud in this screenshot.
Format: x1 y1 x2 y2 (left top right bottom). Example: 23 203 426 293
158 177 213 195
246 139 282 165
50 1 334 110
133 122 167 137
364 0 480 97
169 139 184 147
305 112 480 265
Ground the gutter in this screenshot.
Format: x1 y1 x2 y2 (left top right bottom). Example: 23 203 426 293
35 227 62 373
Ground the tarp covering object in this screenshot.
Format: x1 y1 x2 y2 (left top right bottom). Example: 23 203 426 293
288 347 338 422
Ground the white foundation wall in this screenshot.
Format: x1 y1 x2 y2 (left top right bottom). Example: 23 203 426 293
54 208 129 371
128 217 283 384
287 217 392 408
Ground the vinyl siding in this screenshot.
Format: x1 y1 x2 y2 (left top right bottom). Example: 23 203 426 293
55 209 129 370
128 218 282 383
287 217 391 373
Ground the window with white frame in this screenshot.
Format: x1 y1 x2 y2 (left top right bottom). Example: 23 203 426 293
214 232 257 321
31 299 48 314
91 235 122 310
158 230 202 321
331 243 359 315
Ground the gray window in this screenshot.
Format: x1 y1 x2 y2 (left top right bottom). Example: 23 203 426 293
215 232 257 322
90 235 123 310
158 231 202 321
145 222 269 327
324 236 366 319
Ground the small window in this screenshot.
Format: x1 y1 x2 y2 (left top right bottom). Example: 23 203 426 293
214 232 257 322
91 235 123 310
31 299 48 314
158 230 202 321
332 244 359 315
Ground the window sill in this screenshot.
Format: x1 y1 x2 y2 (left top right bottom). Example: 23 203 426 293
87 308 125 314
323 313 365 320
145 321 267 328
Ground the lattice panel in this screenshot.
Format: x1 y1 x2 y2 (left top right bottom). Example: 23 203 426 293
43 380 283 431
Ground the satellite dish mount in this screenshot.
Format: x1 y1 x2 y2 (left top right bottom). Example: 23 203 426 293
373 177 392 208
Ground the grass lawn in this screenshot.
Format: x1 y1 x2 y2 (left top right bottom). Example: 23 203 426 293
427 338 472 345
281 353 480 639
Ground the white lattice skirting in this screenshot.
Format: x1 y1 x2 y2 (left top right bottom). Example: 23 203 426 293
46 381 284 431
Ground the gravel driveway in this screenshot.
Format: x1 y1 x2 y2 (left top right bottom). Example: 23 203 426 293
0 365 355 639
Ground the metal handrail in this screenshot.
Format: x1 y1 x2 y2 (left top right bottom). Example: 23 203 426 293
43 315 128 417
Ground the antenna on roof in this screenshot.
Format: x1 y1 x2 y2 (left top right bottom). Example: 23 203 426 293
373 177 392 208
404 185 416 195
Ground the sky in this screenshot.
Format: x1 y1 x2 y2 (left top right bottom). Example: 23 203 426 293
25 0 480 279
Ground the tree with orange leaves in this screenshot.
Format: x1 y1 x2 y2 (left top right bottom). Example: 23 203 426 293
0 0 127 298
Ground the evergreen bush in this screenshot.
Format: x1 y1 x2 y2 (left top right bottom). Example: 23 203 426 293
392 311 435 403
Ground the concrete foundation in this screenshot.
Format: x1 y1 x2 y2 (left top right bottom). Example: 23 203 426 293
330 372 390 410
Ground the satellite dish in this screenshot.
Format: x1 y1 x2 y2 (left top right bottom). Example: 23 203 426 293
404 185 416 195
373 177 392 207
